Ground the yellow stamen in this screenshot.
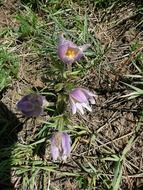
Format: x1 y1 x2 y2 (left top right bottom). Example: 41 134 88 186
65 47 78 59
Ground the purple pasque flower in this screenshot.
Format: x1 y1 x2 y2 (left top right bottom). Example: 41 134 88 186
58 33 90 64
51 132 71 161
17 94 48 117
69 88 97 115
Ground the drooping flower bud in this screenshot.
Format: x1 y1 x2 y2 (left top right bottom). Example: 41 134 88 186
51 132 71 161
69 88 97 115
17 94 48 117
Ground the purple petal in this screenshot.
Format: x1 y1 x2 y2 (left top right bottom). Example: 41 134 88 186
17 101 34 112
61 133 71 158
58 32 64 43
81 88 96 98
69 96 77 114
58 43 68 60
51 144 60 161
81 102 92 112
51 132 71 161
16 94 45 117
79 44 91 52
17 102 42 117
72 51 83 63
31 95 43 106
76 102 84 114
51 133 61 161
89 97 96 104
70 88 88 103
69 88 97 114
58 33 76 49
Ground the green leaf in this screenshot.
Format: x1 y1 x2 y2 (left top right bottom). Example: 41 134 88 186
54 83 64 92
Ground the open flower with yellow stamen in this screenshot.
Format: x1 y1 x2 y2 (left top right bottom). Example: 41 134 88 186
58 33 90 64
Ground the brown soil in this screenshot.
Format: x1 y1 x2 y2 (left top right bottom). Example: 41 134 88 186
0 0 19 28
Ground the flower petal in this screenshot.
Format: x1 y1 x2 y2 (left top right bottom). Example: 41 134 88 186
81 102 92 112
72 51 83 62
51 132 71 161
17 101 41 117
16 94 45 117
51 133 62 161
81 88 96 98
61 133 71 160
51 144 59 161
89 97 96 104
17 101 34 112
69 96 77 114
76 102 84 114
70 88 88 103
79 44 91 52
42 96 49 107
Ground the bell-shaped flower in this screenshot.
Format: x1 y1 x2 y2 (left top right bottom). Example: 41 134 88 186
16 94 48 117
69 88 97 115
58 33 90 64
51 132 71 161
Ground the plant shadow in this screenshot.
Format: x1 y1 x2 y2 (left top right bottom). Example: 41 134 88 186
0 101 23 189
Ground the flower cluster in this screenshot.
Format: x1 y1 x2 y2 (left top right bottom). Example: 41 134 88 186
16 34 96 161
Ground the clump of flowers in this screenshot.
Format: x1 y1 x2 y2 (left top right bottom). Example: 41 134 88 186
51 132 71 161
15 32 96 164
69 88 97 115
58 33 90 64
17 94 48 117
